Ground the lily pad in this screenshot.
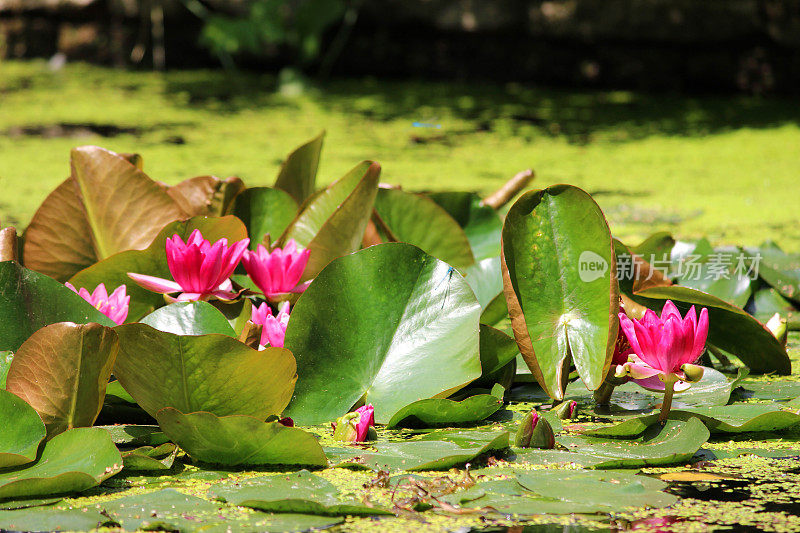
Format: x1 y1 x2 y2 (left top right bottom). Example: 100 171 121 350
0 351 11 388
464 256 503 308
99 425 169 447
69 216 248 321
584 405 800 437
121 443 178 471
274 131 325 204
114 323 296 419
501 185 618 399
232 187 298 249
140 301 235 336
22 146 187 281
0 389 46 468
326 430 509 471
210 470 391 516
280 160 380 281
386 385 504 429
284 243 481 425
98 488 224 532
551 418 710 469
6 322 118 437
0 507 109 532
156 408 327 467
0 261 114 352
0 427 122 499
427 191 503 261
373 188 475 270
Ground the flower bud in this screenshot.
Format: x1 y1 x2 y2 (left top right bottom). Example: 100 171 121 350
332 412 360 443
553 400 577 420
680 363 705 383
514 410 555 449
766 313 788 348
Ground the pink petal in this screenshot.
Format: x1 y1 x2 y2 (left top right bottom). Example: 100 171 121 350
624 362 662 380
176 292 204 302
290 280 312 293
661 300 682 321
691 307 709 360
128 273 183 294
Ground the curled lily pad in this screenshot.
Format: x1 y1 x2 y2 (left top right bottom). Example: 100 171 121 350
6 322 118 437
464 257 503 309
121 443 178 471
427 191 503 261
284 243 481 425
0 427 122 499
274 131 325 204
386 385 504 429
326 431 509 471
98 425 168 447
156 408 327 467
501 185 618 399
210 470 391 516
585 404 800 436
114 323 296 420
0 262 114 352
0 389 46 469
232 187 298 249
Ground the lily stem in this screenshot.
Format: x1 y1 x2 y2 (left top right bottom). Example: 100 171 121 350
659 379 676 424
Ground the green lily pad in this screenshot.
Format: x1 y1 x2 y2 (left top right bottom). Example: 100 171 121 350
478 324 519 378
156 408 327 467
675 250 753 308
549 418 710 469
280 160 380 281
274 131 325 204
0 389 46 468
386 385 504 429
114 323 297 419
210 470 391 516
480 292 509 327
105 380 136 404
69 216 248 321
0 351 11 388
6 322 118 437
751 287 796 323
121 443 178 471
754 246 800 303
0 506 109 532
584 404 800 437
427 191 503 261
633 285 790 374
284 244 481 425
501 185 618 399
232 187 299 250
140 301 235 336
98 425 169 447
0 261 114 352
464 256 503 308
0 427 122 499
98 488 223 532
736 380 800 401
373 188 475 270
326 430 509 471
0 497 63 511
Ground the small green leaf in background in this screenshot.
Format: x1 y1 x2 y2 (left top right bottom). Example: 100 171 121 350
210 470 392 516
750 287 796 324
0 261 114 352
501 185 618 399
326 430 509 471
69 216 248 321
634 285 790 374
156 408 327 467
98 424 169 447
427 191 503 261
233 187 299 249
140 301 235 336
373 188 475 270
114 324 297 420
274 131 325 204
121 443 178 471
0 389 46 468
753 245 800 304
284 243 481 425
386 385 504 429
0 427 122 499
280 160 380 281
6 322 118 437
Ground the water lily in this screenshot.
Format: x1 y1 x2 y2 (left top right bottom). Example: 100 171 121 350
251 302 290 349
514 409 555 449
66 282 129 325
128 229 249 302
617 300 709 422
242 240 310 300
332 404 376 443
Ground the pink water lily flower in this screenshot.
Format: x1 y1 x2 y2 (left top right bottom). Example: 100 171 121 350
251 302 290 348
331 404 376 443
66 282 129 325
353 404 375 442
242 240 310 300
617 300 709 421
128 229 249 302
